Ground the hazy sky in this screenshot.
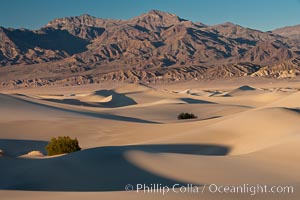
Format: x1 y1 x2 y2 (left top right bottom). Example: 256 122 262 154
1 0 300 31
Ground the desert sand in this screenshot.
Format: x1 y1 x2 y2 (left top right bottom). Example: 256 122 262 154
0 78 299 200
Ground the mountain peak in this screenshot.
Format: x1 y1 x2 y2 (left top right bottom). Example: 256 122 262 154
1 10 299 86
222 22 236 26
46 14 98 27
129 10 186 31
78 14 97 19
144 9 187 22
147 9 176 17
273 24 300 40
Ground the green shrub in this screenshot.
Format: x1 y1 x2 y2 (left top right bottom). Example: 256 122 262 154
45 136 81 156
177 112 198 120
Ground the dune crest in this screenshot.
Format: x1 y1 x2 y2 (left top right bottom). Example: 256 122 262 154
1 82 300 200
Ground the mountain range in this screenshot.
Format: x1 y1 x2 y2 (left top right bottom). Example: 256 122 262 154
1 10 300 88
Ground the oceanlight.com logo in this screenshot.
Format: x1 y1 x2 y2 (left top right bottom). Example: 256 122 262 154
125 183 294 196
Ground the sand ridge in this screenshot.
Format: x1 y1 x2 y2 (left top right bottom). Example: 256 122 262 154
0 82 299 200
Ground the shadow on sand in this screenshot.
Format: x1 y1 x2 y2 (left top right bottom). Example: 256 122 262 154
180 98 216 104
10 94 157 124
0 139 47 157
0 140 230 191
42 90 137 108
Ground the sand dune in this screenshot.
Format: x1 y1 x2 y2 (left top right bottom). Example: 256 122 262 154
208 107 300 155
0 93 155 124
0 94 81 122
224 85 260 96
107 103 248 123
0 82 299 200
0 143 229 191
38 90 137 108
114 83 152 93
268 91 300 107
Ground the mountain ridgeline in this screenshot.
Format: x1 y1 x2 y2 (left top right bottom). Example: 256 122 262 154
1 10 300 87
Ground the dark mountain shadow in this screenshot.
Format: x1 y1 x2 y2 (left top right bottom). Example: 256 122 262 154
294 50 300 55
133 25 149 33
75 26 106 40
4 28 90 55
186 28 227 46
186 28 233 58
232 38 257 46
0 140 230 191
151 41 165 48
160 58 176 67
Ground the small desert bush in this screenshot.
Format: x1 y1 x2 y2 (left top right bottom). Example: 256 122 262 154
177 112 198 120
45 136 81 156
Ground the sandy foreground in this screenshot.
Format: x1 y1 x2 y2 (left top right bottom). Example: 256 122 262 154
0 78 299 200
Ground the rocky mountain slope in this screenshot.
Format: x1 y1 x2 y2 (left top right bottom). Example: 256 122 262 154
1 10 300 88
273 24 300 42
